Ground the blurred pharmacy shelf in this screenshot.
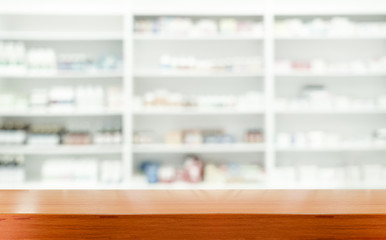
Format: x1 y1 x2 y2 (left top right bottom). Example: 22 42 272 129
133 35 263 41
275 72 386 77
0 31 123 41
132 143 265 153
4 182 386 190
0 110 123 117
132 108 265 115
0 145 123 155
275 36 386 40
127 182 268 190
133 70 264 78
276 145 386 152
0 72 123 79
0 182 129 190
1 0 386 189
275 109 386 114
0 182 269 190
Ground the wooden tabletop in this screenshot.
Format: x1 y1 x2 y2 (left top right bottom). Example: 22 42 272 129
2 189 386 215
3 190 386 239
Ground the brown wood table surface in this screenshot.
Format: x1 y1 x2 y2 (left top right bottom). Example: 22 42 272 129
1 190 386 239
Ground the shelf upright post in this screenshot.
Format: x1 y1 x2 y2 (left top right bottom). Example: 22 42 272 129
123 0 134 185
263 0 275 184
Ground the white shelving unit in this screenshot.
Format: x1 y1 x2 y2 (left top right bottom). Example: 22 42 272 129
131 8 268 189
1 0 386 189
274 10 386 190
0 31 123 41
133 108 265 115
133 70 264 78
276 145 386 152
0 6 127 189
133 35 263 41
275 73 386 77
276 109 386 114
0 110 123 117
275 36 386 40
0 72 123 79
0 145 123 155
132 143 265 153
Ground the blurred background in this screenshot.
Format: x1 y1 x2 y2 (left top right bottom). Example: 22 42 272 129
0 0 386 189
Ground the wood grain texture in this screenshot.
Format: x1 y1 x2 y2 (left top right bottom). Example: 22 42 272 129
2 190 386 239
2 189 386 214
3 214 386 239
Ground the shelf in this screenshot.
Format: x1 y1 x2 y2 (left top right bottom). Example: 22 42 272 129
128 182 268 190
2 5 386 191
276 145 386 152
132 11 265 17
276 109 386 114
0 145 123 155
0 72 123 79
275 36 386 40
0 181 269 190
0 109 123 117
134 34 264 41
133 108 265 115
0 182 127 190
134 70 264 78
3 181 386 190
275 72 386 77
267 182 386 189
0 31 123 41
0 6 123 16
133 143 265 153
125 181 386 190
